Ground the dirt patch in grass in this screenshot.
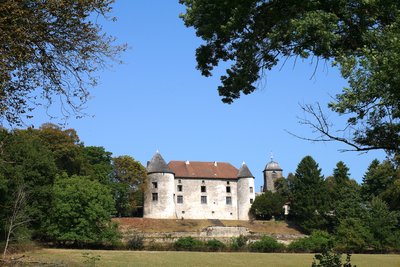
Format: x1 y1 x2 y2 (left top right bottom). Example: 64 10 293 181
113 218 303 235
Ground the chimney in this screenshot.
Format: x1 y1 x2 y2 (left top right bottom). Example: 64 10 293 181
185 160 190 165
214 161 217 167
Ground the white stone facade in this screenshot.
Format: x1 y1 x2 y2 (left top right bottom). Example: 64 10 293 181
143 152 256 221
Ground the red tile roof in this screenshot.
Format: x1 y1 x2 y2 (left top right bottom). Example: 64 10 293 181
168 161 239 179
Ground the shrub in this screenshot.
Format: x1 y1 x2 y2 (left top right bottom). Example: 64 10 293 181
249 236 285 252
288 230 332 252
206 239 226 252
230 235 248 251
174 237 204 251
126 233 144 250
312 248 356 267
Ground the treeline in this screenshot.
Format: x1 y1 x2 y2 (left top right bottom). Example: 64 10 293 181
0 123 146 248
251 156 400 252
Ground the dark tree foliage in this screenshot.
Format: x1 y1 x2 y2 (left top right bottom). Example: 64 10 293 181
361 159 396 201
0 0 126 126
291 156 328 232
0 129 57 237
325 162 362 232
180 0 400 154
250 191 285 220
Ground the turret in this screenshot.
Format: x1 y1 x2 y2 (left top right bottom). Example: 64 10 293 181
263 156 283 192
237 162 255 220
143 151 176 219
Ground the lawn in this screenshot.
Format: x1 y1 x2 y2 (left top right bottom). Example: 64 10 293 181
16 249 400 267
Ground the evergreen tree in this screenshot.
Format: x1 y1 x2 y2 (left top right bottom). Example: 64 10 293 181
291 156 328 232
362 159 395 201
326 162 362 232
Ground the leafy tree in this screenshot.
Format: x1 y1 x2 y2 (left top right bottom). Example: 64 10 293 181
45 174 119 246
36 123 84 175
250 191 285 220
0 0 126 125
81 146 113 184
111 156 147 217
0 129 57 236
180 0 400 154
291 156 328 232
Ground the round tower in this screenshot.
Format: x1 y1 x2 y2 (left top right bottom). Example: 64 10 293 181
263 156 283 193
237 162 255 220
143 151 176 219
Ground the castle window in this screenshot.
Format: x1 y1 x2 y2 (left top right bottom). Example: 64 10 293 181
177 195 183 204
201 196 207 204
182 211 185 214
226 186 231 193
177 185 183 192
250 198 254 204
152 182 158 189
226 196 232 205
152 193 158 201
178 179 182 184
202 180 205 184
201 186 206 193
250 187 253 193
227 181 230 185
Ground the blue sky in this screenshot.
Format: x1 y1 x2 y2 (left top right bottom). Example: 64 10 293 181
26 1 385 191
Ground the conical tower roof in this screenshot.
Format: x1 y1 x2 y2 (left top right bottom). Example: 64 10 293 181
237 162 254 178
147 151 174 174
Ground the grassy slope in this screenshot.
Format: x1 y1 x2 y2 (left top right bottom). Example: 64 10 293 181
19 249 400 267
114 218 303 234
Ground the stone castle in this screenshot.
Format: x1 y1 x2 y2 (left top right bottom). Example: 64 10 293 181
143 151 283 221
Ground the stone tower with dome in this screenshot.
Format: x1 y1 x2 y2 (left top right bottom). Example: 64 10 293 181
263 156 283 192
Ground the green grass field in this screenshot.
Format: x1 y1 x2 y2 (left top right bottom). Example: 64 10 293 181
16 249 400 267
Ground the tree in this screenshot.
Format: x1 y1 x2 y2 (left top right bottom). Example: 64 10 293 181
363 197 399 251
0 0 126 126
111 156 147 217
291 156 328 232
180 0 400 154
36 123 84 175
325 162 362 232
2 184 30 260
0 128 57 236
335 218 373 252
81 146 113 184
250 191 285 220
45 174 119 246
361 159 395 201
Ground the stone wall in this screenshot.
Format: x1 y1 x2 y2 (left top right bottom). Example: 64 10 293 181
123 226 306 245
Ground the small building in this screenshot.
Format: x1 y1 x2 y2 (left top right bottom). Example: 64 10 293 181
143 151 256 220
